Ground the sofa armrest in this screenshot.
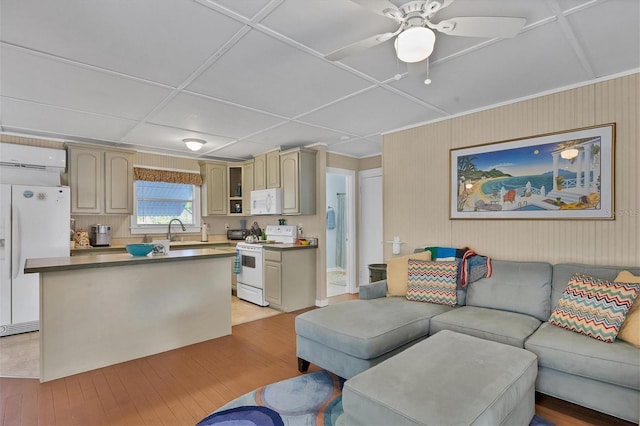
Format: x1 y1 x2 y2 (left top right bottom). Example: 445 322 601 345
359 280 388 300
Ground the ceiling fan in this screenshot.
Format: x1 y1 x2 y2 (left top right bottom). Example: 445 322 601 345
325 0 526 63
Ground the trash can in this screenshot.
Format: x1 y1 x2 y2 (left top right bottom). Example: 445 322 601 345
368 263 387 283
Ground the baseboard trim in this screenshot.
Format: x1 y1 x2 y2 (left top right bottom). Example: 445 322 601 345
315 299 329 307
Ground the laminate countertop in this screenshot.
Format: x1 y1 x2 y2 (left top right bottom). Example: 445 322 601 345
25 247 236 274
71 240 236 254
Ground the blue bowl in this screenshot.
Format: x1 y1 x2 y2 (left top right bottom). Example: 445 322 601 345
125 243 154 256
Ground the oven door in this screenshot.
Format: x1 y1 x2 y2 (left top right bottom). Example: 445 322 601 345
237 248 263 289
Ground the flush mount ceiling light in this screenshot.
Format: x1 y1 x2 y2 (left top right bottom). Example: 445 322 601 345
394 27 436 63
183 138 206 152
560 148 579 160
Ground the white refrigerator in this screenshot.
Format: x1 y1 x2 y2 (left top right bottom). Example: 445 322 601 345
0 184 70 336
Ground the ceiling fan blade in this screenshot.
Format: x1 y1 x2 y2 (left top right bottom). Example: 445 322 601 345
349 0 402 21
325 31 396 61
437 17 526 38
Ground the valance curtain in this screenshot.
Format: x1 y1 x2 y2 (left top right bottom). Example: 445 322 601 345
133 167 203 186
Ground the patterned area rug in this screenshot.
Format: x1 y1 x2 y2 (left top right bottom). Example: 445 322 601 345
196 371 554 426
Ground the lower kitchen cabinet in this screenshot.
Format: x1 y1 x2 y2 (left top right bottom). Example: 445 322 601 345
264 248 316 312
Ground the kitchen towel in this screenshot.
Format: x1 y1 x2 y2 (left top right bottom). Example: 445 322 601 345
233 248 241 275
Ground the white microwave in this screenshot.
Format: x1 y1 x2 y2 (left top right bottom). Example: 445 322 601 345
250 188 282 215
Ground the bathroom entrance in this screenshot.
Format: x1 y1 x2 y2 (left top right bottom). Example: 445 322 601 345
326 168 355 297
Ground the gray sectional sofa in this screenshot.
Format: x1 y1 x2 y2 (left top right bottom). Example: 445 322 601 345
295 260 640 422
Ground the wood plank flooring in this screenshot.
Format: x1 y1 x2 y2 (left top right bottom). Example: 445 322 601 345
0 301 635 426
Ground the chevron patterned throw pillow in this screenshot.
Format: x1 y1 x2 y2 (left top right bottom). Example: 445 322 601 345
406 259 458 306
549 272 640 343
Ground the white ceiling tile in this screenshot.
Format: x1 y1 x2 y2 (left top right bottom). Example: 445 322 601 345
329 138 382 157
1 97 136 142
1 46 172 120
301 87 445 135
261 0 397 55
149 93 285 139
245 121 349 146
391 21 591 114
187 29 373 117
0 0 244 86
121 123 233 153
210 140 271 159
206 0 272 19
565 1 640 77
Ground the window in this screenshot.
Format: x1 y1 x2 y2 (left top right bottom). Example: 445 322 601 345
130 180 201 235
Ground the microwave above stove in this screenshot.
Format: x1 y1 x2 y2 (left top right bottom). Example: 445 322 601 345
227 229 249 240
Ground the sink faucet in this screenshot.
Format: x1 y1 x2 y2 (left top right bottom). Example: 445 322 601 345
167 218 186 242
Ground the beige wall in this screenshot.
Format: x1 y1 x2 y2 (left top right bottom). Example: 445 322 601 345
383 73 640 266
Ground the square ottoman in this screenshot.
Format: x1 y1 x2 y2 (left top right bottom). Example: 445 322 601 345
339 330 538 426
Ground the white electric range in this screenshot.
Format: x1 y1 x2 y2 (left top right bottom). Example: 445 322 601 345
236 225 297 306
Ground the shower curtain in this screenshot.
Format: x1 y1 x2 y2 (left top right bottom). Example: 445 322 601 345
335 193 346 269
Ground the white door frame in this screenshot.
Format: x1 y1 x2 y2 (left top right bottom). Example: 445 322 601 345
326 167 356 294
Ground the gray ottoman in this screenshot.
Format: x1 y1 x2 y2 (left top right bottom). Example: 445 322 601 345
296 298 453 379
339 330 538 426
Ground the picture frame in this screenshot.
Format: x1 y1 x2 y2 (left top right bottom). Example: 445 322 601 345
450 123 615 220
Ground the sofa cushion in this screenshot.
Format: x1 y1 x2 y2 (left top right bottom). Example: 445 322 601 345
551 264 640 311
385 250 432 296
615 271 640 347
406 259 457 306
549 273 639 343
430 306 541 347
295 297 452 360
525 322 640 390
466 260 552 321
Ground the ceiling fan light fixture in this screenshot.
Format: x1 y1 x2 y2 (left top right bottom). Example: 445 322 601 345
183 138 206 151
394 27 436 63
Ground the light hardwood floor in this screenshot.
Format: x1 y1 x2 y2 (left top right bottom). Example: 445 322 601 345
0 296 634 426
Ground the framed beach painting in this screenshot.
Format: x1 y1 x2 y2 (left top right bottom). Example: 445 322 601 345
450 123 615 220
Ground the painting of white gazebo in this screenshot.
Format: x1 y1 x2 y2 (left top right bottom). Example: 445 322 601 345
450 124 615 219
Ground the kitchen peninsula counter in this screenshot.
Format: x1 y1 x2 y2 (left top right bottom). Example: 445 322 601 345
26 248 235 382
26 247 236 273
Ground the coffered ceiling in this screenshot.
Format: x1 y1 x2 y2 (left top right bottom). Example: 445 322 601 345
1 0 638 161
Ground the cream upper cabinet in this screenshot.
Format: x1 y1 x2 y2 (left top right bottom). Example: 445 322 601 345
242 160 255 214
67 144 134 215
253 154 266 190
280 148 316 215
266 150 280 189
200 162 227 216
104 150 134 214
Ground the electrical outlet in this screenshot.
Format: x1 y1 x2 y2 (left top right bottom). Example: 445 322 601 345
225 224 229 230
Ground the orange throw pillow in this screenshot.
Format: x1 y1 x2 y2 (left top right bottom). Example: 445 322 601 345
386 251 432 296
616 271 640 347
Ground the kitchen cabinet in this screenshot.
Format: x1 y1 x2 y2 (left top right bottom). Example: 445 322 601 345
280 148 316 215
253 154 266 190
67 144 134 214
264 248 316 312
266 150 280 188
253 150 280 190
242 160 254 215
200 162 227 216
228 165 243 215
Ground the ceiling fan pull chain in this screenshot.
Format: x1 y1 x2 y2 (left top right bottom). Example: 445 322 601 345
424 58 432 85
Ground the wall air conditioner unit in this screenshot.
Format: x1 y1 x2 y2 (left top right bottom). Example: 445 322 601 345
0 143 66 185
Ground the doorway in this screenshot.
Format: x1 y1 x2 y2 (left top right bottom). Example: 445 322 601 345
326 168 356 297
358 168 383 285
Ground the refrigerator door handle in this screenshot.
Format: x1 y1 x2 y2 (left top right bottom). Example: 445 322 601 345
12 206 20 280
